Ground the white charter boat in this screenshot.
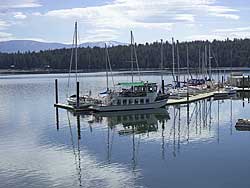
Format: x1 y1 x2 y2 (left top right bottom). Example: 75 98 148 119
91 31 168 112
91 81 168 112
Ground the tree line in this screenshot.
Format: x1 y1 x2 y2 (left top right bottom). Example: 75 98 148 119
0 38 250 71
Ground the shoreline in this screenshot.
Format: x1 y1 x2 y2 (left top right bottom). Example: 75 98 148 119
0 67 250 75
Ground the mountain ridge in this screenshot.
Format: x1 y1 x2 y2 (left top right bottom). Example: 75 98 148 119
0 40 127 53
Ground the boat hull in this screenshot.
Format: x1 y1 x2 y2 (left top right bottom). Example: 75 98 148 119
91 99 168 112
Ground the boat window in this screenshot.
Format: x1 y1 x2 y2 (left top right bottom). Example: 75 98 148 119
146 98 149 103
117 99 121 105
123 99 127 105
140 98 144 104
154 86 157 92
123 116 128 121
134 99 139 104
129 115 133 120
128 99 133 104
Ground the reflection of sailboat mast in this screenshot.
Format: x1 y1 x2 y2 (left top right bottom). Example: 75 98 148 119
177 106 181 153
187 103 190 142
217 100 220 143
195 102 198 135
161 120 165 160
199 101 202 135
67 112 82 187
230 98 233 135
107 124 110 162
132 124 136 170
209 99 212 132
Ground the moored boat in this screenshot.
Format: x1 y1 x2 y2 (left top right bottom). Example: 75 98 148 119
91 81 168 112
235 119 250 131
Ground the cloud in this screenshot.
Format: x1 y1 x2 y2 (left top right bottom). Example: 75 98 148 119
0 32 13 41
186 34 227 41
214 26 250 39
13 12 27 19
0 0 41 9
40 0 239 42
174 14 195 22
0 20 10 30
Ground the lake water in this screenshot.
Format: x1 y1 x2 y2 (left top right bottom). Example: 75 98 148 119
0 72 250 188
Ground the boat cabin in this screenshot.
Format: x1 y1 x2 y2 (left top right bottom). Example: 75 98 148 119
110 82 158 106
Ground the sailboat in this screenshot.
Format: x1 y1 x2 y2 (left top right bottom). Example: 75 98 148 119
67 22 101 108
91 31 169 112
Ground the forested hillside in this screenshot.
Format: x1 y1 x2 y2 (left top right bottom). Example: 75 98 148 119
0 38 250 71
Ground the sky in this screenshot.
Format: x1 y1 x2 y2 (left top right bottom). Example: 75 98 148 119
0 0 250 44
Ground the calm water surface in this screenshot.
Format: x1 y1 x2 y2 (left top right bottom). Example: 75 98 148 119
0 72 250 188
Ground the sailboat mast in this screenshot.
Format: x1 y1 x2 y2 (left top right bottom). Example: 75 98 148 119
172 38 175 81
186 44 189 80
209 44 211 80
205 45 207 79
160 39 165 93
160 39 164 81
176 40 180 87
75 21 78 82
105 43 109 91
130 31 134 85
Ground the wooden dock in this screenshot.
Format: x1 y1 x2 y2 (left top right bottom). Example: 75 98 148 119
236 88 250 92
166 91 215 105
54 103 92 112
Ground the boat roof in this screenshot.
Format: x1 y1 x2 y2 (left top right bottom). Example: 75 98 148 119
117 81 145 87
117 81 157 87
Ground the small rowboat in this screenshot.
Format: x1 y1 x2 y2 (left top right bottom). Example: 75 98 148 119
235 119 250 131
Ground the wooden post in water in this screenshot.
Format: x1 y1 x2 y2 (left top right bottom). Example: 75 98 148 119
243 76 245 91
55 79 58 104
222 76 224 85
76 81 80 109
55 79 59 130
162 80 165 94
248 75 250 89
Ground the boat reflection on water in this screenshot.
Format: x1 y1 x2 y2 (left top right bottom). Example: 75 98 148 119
54 96 247 187
93 108 170 136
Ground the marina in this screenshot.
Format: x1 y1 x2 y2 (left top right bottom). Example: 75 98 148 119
1 0 250 187
1 73 250 188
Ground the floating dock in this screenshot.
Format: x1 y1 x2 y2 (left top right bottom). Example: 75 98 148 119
54 103 91 112
166 91 215 105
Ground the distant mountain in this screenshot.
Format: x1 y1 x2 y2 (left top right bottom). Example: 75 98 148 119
0 40 127 53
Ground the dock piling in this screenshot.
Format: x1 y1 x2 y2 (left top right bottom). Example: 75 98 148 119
162 80 165 94
55 79 58 104
248 76 250 89
243 76 245 91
